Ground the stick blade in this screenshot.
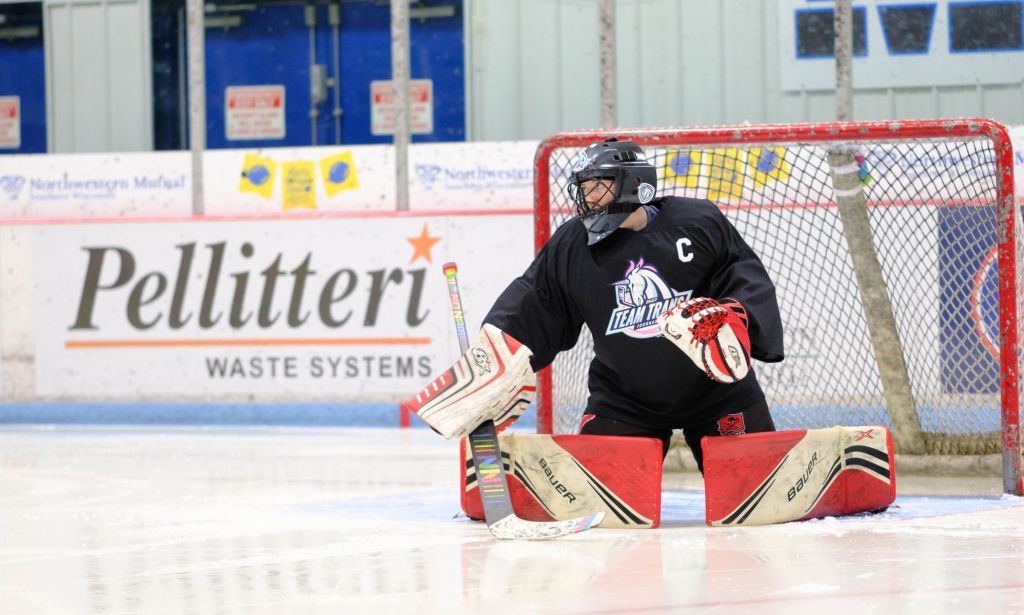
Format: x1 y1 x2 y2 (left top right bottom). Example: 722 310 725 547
488 511 605 541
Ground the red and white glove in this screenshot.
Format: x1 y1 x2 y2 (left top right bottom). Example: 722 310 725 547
657 297 751 383
404 323 536 439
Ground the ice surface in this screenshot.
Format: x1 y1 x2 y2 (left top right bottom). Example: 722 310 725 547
1 426 1021 614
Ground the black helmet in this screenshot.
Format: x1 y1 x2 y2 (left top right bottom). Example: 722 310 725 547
568 138 657 245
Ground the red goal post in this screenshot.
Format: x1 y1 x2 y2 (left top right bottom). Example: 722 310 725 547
532 118 1022 495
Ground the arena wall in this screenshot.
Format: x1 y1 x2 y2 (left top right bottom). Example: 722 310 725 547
1 131 1022 423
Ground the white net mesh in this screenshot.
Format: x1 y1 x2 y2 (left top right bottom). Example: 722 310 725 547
536 123 1020 462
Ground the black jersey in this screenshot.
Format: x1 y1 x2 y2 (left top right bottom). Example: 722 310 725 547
484 196 784 430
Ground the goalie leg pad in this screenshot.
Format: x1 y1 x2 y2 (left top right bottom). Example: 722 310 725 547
461 433 663 529
702 426 895 526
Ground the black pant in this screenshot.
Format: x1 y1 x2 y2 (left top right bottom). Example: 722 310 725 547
578 398 775 474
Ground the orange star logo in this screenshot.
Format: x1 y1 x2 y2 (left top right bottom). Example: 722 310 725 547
407 224 441 264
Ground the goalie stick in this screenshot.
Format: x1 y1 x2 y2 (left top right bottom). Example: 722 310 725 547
442 262 604 540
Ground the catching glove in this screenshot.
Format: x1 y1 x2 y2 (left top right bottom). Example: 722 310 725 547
657 297 751 383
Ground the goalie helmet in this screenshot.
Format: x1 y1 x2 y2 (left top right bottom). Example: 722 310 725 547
568 138 658 245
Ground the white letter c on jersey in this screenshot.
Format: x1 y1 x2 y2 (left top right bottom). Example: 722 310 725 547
676 238 693 263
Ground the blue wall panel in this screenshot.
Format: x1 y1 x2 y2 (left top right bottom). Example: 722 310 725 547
204 4 315 149
339 2 465 144
197 0 464 149
0 3 46 154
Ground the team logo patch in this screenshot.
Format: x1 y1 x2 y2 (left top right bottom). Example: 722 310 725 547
637 182 655 204
606 258 690 338
717 412 746 435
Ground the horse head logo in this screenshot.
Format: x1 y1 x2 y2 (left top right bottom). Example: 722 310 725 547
621 258 672 307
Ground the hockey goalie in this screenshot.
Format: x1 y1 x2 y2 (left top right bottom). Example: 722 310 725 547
406 137 895 528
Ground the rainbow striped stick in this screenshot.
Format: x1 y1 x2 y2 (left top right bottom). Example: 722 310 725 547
442 262 603 540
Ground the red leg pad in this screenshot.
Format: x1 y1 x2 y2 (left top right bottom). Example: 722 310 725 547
460 433 663 529
703 426 896 526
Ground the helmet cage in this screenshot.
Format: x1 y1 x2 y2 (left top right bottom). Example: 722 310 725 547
565 139 658 245
568 168 630 218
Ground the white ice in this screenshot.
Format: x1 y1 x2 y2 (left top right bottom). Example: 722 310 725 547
1 426 1022 615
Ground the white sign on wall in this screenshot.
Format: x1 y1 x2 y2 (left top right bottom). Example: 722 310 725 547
30 214 532 399
409 141 536 211
3 130 1023 221
778 0 1024 90
0 96 20 149
225 85 286 141
371 79 433 136
0 151 192 218
203 144 395 214
201 140 538 215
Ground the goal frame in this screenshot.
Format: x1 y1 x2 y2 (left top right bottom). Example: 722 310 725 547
532 118 1021 495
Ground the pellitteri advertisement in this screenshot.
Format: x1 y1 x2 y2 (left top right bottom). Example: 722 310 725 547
31 214 531 400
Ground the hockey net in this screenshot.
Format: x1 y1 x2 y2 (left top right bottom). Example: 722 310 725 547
533 119 1022 495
